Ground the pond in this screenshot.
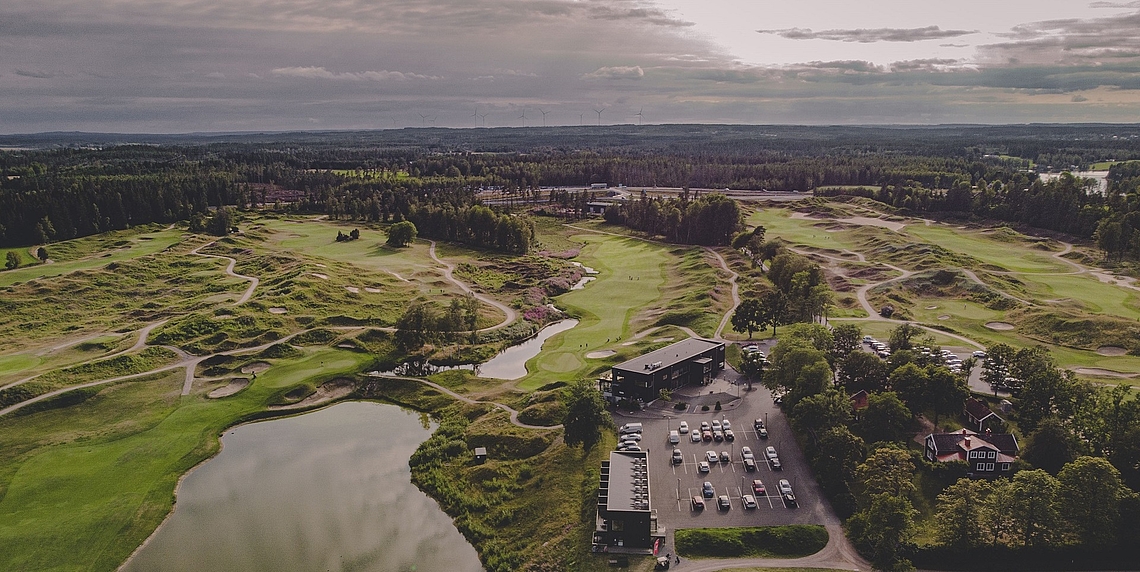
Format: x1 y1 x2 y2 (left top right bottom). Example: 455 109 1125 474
121 401 483 572
477 318 578 380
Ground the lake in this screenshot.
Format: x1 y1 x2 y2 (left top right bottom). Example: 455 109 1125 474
121 401 483 572
477 318 578 380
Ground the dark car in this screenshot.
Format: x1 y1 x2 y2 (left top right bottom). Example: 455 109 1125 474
713 430 724 442
743 458 757 472
758 427 769 439
672 449 684 465
754 418 765 430
724 429 735 442
770 457 782 470
691 496 705 510
703 481 715 498
717 495 731 511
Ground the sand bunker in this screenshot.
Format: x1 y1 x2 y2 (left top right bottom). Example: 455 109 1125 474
938 315 951 320
926 305 939 310
240 361 271 374
345 286 360 294
586 350 616 359
985 322 1015 331
1097 346 1128 356
364 287 381 293
1072 367 1137 378
268 307 287 314
621 341 638 346
269 378 355 410
314 263 327 268
207 378 250 399
311 273 329 280
652 337 675 343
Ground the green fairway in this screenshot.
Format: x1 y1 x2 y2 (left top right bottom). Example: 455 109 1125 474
0 347 371 572
1016 273 1140 320
748 208 866 252
903 224 1069 273
0 354 39 379
517 233 672 390
0 225 185 288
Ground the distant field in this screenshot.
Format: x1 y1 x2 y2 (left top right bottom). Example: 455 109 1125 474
0 225 184 288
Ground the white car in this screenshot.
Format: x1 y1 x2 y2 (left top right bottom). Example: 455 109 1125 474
741 446 755 461
698 461 710 473
711 420 722 431
690 430 701 443
742 494 758 509
765 446 779 460
973 350 987 359
778 479 794 495
623 432 642 442
678 421 689 434
706 451 719 464
722 419 732 430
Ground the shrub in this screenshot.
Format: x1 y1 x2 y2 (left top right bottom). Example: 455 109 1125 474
715 400 723 411
702 404 710 411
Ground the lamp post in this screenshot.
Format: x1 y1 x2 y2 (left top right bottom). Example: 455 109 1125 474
677 477 681 501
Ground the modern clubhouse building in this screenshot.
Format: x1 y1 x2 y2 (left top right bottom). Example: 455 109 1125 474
601 338 725 404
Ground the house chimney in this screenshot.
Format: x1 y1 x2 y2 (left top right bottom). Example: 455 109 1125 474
964 436 971 446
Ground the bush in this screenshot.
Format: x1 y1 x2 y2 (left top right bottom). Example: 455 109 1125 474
674 402 687 410
676 525 828 558
715 400 723 411
701 404 710 411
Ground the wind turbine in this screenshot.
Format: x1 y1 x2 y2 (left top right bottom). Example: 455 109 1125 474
538 108 549 127
471 109 478 128
418 113 429 127
635 108 644 125
518 108 527 126
594 108 605 125
579 113 584 125
478 113 487 127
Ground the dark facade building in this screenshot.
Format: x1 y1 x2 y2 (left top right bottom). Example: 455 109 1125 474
924 428 1019 476
593 451 661 553
602 338 725 404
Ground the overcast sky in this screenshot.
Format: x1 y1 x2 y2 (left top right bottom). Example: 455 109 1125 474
3 0 1140 133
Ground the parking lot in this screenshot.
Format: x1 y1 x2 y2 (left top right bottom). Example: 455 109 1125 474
613 377 832 533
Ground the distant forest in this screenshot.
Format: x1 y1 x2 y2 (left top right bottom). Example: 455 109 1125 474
2 124 1139 250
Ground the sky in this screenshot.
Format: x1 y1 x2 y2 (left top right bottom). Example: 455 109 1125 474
3 0 1140 132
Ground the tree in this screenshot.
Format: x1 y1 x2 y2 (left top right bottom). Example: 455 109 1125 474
888 363 929 414
813 426 866 516
790 389 852 440
730 298 766 339
758 290 789 335
205 207 233 236
982 343 1016 390
4 251 18 270
1005 469 1061 548
831 323 862 363
34 216 55 244
563 379 609 450
860 392 912 444
935 478 989 549
1058 456 1131 547
387 220 418 247
839 351 889 393
927 366 968 428
856 446 917 500
394 303 438 352
36 246 48 262
846 493 917 572
888 323 921 352
738 351 765 385
1021 416 1076 475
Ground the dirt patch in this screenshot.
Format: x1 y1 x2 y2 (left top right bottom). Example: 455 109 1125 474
586 350 616 359
240 361 271 374
314 263 327 268
268 307 288 314
364 287 381 293
311 272 329 280
926 305 939 310
1072 367 1137 378
652 337 675 343
938 315 951 320
345 286 360 294
269 378 355 410
1097 346 1128 356
207 378 250 398
985 322 1015 331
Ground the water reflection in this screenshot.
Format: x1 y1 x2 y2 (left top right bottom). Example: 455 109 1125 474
122 402 483 572
477 319 579 380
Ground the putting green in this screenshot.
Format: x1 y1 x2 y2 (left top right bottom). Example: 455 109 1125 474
0 354 39 379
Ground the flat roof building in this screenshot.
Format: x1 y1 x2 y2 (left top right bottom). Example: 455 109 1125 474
594 450 661 553
602 338 725 404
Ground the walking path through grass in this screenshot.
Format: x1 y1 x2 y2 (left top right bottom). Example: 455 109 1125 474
189 242 260 305
428 240 516 330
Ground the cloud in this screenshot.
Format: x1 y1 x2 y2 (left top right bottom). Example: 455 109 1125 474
888 59 970 73
757 25 975 43
1089 1 1140 8
15 69 58 79
588 6 694 27
270 66 440 81
582 66 645 80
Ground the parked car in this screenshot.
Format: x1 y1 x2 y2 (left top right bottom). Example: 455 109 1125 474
973 350 987 359
765 446 778 460
862 335 874 342
758 427 768 439
751 479 767 496
754 418 765 430
742 344 760 353
691 496 705 510
672 449 683 465
703 481 715 498
700 421 710 431
779 479 797 506
719 451 730 463
717 495 731 510
702 430 713 442
619 423 643 435
742 494 758 509
618 444 641 452
724 429 735 441
668 431 680 444
623 432 642 442
619 440 639 449
713 430 724 442
711 420 722 431
743 458 757 471
706 451 718 464
698 461 710 473
678 421 689 433
741 446 755 461
722 420 732 430
691 430 701 443
770 457 782 470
